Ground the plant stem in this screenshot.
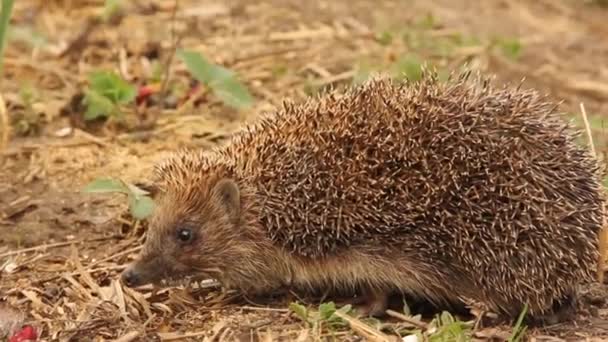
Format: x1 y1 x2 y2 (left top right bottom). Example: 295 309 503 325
0 0 15 80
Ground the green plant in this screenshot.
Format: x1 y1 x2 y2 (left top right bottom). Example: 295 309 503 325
392 54 425 81
427 311 472 341
415 12 439 30
83 178 155 220
0 0 15 78
83 70 136 120
352 54 430 85
508 304 528 342
271 64 288 78
493 36 523 61
177 49 254 110
376 30 394 46
102 0 123 22
289 301 352 332
14 83 43 135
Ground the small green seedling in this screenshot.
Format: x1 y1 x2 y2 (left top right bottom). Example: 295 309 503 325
426 311 473 341
289 301 352 332
83 178 155 220
494 37 523 61
0 0 15 78
271 64 288 78
83 70 136 121
415 12 439 30
508 304 528 342
393 54 424 81
376 30 394 46
177 49 254 110
14 83 43 135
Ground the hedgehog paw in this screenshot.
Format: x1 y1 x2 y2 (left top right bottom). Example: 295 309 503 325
528 294 578 326
354 292 389 317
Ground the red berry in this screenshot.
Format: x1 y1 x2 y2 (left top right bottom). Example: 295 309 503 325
9 325 37 342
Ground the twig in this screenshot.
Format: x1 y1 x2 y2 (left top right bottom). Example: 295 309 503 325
156 330 210 341
112 331 140 342
87 245 142 269
1 139 107 157
241 306 290 313
313 70 356 87
159 0 183 101
58 16 102 58
74 128 111 148
0 92 8 153
583 102 608 284
385 309 429 330
0 236 118 258
332 311 395 342
567 80 608 101
579 103 595 156
26 264 128 286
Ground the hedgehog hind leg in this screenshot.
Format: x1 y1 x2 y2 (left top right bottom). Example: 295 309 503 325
526 292 578 326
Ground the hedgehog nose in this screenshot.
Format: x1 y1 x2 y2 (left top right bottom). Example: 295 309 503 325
121 266 140 287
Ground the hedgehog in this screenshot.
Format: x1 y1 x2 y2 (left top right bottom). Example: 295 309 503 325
120 71 604 324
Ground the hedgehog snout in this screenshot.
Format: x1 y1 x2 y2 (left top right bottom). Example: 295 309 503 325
121 264 142 287
120 259 161 287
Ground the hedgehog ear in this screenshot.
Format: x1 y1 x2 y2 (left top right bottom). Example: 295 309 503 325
212 178 240 219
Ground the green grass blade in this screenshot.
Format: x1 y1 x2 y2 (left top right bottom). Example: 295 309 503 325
0 0 15 79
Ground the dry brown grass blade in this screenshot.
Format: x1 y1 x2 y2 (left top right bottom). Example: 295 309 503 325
386 309 429 330
580 103 608 284
112 330 140 342
158 330 212 341
581 102 608 284
332 311 396 342
0 93 8 153
0 237 116 258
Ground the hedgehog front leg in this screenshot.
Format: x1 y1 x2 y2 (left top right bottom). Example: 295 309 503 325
354 291 389 317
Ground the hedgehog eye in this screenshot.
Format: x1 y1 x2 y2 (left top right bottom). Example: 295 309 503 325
176 227 194 243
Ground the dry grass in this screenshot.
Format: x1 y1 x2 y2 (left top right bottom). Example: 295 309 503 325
1 0 608 340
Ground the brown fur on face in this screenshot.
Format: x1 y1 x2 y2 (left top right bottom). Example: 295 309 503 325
121 173 284 292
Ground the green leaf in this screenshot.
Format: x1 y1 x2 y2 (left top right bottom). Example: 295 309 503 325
177 49 216 83
289 302 309 323
88 70 136 105
177 49 254 110
508 304 528 342
211 73 255 109
102 0 123 22
0 0 16 77
83 89 118 120
497 37 523 60
335 304 352 315
82 178 129 194
416 13 438 30
128 195 155 220
394 54 424 81
325 303 351 327
271 64 288 78
318 302 336 321
376 30 394 46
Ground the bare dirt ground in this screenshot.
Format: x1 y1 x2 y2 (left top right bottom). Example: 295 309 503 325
1 0 608 341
